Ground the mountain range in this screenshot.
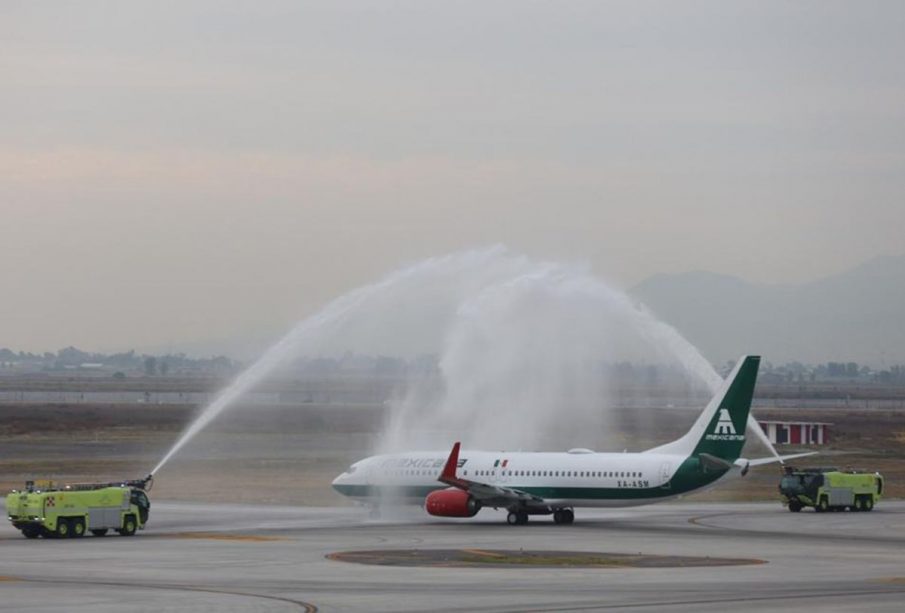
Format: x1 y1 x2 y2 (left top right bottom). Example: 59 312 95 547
631 255 905 367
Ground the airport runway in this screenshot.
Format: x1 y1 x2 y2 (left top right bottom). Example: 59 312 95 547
2 500 905 612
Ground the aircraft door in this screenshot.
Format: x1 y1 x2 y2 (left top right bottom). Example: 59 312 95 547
489 459 510 485
659 462 672 489
498 461 511 485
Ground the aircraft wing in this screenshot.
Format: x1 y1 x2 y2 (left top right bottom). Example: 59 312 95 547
746 451 818 467
438 442 546 507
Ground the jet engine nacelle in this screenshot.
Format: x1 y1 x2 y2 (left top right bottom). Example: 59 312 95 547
425 488 481 518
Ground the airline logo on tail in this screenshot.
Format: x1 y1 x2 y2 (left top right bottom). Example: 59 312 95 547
715 408 736 434
705 408 745 441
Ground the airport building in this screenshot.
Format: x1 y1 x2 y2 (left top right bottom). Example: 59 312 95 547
757 420 832 446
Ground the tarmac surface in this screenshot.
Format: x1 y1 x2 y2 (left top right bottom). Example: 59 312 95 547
2 500 905 612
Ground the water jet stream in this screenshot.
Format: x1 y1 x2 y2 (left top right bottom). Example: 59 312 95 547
151 246 778 476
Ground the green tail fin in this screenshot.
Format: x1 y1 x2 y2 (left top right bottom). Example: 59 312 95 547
645 355 760 462
691 356 760 460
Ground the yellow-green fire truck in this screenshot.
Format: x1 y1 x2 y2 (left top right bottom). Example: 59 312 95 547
779 467 883 513
6 476 152 539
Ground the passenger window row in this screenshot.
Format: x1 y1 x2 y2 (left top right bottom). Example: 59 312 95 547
463 469 643 479
387 469 439 476
383 467 646 479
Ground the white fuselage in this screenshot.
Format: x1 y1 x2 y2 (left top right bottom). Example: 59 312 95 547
331 449 734 508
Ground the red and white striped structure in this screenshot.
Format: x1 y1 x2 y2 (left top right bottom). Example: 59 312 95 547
757 420 832 446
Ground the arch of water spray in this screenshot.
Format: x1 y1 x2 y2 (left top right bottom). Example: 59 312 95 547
151 246 778 476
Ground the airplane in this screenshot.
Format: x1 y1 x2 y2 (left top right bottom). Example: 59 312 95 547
331 355 815 524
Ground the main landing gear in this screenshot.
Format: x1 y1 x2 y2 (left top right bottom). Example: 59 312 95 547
506 508 574 525
552 509 574 525
507 510 529 525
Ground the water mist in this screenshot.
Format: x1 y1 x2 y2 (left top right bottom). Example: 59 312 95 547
151 246 775 477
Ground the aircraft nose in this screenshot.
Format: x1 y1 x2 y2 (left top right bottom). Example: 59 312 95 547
331 472 347 491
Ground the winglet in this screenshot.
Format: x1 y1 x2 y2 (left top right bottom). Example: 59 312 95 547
439 441 467 489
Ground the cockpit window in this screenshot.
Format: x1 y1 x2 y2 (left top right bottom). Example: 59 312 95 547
780 476 800 492
131 491 150 509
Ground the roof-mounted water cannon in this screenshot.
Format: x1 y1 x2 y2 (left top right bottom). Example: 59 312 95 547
123 474 154 491
58 475 154 493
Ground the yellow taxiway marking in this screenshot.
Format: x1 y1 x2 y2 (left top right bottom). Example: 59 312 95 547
874 577 905 584
461 548 506 558
0 577 20 582
169 532 287 542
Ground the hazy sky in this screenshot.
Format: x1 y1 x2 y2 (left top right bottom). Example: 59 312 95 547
2 1 904 354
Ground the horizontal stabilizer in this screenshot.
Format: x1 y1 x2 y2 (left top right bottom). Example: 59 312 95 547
699 453 733 471
747 451 818 467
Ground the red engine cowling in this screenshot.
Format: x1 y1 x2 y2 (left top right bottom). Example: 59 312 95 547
425 488 481 517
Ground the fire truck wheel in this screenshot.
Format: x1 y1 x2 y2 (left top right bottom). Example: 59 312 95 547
864 497 874 511
71 518 86 538
21 526 41 539
91 529 109 537
788 501 803 512
816 497 829 513
119 515 137 536
55 519 71 538
69 518 85 538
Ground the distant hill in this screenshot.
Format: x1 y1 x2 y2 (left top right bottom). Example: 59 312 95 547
631 255 905 366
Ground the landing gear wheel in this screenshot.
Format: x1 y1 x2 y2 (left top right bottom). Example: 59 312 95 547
21 526 40 539
517 511 528 525
71 518 85 538
91 529 108 537
118 515 137 536
55 519 71 538
507 511 520 525
788 500 802 513
865 497 874 512
553 509 574 524
816 497 829 513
